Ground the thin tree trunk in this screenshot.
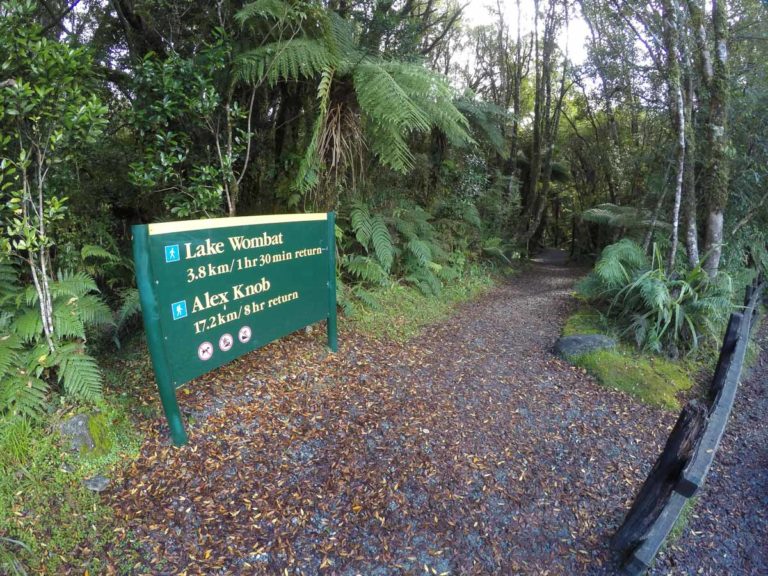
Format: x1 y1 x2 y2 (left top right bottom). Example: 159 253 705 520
682 66 700 267
662 0 686 273
702 0 730 277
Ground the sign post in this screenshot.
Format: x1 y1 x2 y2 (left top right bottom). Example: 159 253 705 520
132 213 337 446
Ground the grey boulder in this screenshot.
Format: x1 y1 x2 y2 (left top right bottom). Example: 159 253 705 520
555 334 616 359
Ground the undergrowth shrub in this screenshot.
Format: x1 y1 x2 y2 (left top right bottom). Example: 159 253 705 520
0 257 112 418
337 198 505 312
577 239 733 355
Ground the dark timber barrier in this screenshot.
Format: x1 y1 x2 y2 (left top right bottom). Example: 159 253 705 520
611 274 765 575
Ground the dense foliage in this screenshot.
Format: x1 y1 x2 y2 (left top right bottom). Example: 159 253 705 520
1 0 767 571
0 0 763 412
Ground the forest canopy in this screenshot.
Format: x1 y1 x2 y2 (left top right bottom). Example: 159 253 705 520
1 0 767 413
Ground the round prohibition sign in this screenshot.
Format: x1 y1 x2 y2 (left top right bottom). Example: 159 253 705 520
238 326 252 343
219 333 234 352
197 341 214 361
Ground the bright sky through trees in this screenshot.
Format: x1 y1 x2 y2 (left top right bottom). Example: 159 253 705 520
464 0 591 65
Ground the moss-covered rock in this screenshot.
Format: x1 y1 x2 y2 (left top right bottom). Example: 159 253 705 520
87 413 113 456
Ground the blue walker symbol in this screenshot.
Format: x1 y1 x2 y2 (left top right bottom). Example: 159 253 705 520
165 244 180 263
171 300 188 320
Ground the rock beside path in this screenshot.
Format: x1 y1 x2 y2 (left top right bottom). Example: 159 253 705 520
555 334 616 359
60 414 95 452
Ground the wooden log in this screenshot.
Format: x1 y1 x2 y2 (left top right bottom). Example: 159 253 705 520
708 312 742 403
611 400 707 557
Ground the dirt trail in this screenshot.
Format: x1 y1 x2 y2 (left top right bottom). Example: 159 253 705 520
82 253 763 574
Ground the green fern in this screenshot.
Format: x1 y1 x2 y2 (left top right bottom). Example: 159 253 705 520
580 240 733 354
406 238 432 266
343 255 390 286
0 261 107 416
0 373 49 418
235 0 297 24
349 202 394 272
13 308 43 342
581 203 668 231
455 99 510 157
236 39 334 86
592 239 648 289
50 270 99 299
51 343 103 400
81 244 119 263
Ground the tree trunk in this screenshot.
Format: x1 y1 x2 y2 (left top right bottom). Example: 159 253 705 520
682 67 700 267
702 0 730 277
662 0 685 273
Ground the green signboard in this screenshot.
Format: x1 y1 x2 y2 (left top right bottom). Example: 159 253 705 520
132 213 337 445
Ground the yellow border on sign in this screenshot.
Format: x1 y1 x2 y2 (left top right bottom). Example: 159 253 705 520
148 213 328 236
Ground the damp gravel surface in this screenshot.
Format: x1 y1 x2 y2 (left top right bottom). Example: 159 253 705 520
67 251 765 574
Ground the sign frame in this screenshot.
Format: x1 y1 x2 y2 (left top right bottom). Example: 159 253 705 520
132 212 338 446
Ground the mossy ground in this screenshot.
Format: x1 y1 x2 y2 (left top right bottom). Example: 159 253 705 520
0 379 144 574
344 264 497 342
563 305 694 410
562 306 611 336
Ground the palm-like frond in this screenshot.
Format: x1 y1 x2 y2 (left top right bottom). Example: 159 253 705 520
455 99 509 157
51 271 99 299
343 255 389 286
81 244 119 262
51 342 103 400
0 373 49 418
581 203 668 230
235 39 334 86
236 0 296 24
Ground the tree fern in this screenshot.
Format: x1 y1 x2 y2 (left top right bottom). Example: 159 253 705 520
235 39 334 86
455 99 510 157
235 0 297 25
581 203 667 230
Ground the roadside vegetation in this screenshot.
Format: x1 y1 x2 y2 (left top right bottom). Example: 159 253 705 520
2 0 768 572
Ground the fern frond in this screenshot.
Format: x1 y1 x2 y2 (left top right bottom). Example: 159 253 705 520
52 303 86 340
353 60 431 133
351 286 380 310
0 333 22 380
116 288 141 330
638 276 669 311
407 238 432 266
236 0 295 24
235 39 334 86
51 343 103 400
365 118 415 172
13 308 43 342
350 201 373 248
0 374 49 418
343 255 389 286
51 271 99 299
81 244 119 262
594 239 647 287
71 294 114 328
455 99 510 157
370 216 394 272
293 66 334 194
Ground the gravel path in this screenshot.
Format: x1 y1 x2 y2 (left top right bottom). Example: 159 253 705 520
651 322 768 575
74 252 765 574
